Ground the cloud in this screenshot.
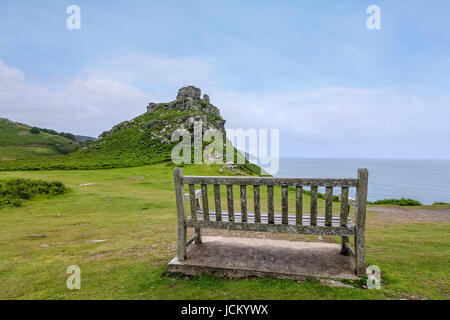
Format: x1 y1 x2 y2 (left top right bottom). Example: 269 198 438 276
1 58 449 159
85 54 214 86
211 87 450 158
0 60 151 137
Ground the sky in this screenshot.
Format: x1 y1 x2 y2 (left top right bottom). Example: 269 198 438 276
0 0 449 159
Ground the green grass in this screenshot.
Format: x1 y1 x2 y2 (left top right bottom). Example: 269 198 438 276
0 118 80 161
0 163 448 299
0 101 229 171
0 146 61 160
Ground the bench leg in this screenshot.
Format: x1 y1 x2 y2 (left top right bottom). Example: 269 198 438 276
341 236 349 255
195 227 202 244
177 223 187 261
355 233 366 277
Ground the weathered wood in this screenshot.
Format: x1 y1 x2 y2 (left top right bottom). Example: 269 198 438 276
340 187 349 227
174 168 187 260
214 185 222 222
192 211 353 227
201 184 209 221
310 186 318 226
183 176 358 187
176 167 369 278
340 187 350 254
227 185 234 222
240 185 247 223
185 217 356 236
344 242 355 258
254 185 261 223
296 186 303 225
281 186 289 224
325 186 333 226
186 233 199 247
355 168 368 276
267 186 274 224
188 184 197 221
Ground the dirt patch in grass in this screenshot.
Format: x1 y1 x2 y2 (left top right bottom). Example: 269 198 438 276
368 206 450 224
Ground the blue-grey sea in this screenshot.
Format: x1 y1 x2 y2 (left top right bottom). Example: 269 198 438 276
275 158 450 205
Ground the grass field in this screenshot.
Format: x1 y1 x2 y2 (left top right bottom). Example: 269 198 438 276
0 163 448 299
0 118 80 161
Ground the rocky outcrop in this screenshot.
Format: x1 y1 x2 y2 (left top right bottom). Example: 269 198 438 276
99 120 136 139
147 103 159 114
99 86 225 143
177 86 201 100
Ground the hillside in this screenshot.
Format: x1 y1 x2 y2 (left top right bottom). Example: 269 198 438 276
0 87 260 174
0 118 81 161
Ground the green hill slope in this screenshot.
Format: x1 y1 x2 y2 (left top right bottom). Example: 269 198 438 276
0 118 81 161
0 87 261 174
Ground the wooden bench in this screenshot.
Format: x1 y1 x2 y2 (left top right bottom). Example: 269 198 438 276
173 168 368 276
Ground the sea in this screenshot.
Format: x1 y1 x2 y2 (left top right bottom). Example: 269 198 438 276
275 158 450 205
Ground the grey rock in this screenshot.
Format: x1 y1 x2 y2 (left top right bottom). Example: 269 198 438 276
177 86 201 100
203 94 210 103
147 103 159 114
28 234 46 239
147 119 164 129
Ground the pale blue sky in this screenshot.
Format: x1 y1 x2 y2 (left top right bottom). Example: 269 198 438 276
0 1 449 158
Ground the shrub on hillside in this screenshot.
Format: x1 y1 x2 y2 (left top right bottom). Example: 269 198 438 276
368 198 422 206
0 178 69 207
55 141 80 154
30 127 40 134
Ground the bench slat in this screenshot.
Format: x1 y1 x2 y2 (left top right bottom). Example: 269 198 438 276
325 186 333 226
241 185 247 222
188 184 197 221
282 186 289 224
310 186 318 226
267 186 274 224
254 185 261 223
183 176 359 187
340 187 349 227
214 185 222 222
296 186 303 225
185 215 356 236
227 185 234 222
201 184 209 221
190 211 354 226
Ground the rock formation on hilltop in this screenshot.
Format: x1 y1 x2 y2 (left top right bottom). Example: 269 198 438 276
98 86 226 144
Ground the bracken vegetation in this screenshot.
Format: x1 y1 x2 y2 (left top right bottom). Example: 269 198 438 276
367 198 422 206
0 178 69 207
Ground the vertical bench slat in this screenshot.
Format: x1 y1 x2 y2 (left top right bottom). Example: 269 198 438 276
267 186 274 224
325 186 333 226
355 168 369 276
188 184 197 221
310 186 318 226
340 187 349 227
340 186 350 255
254 185 261 223
227 185 234 222
240 185 247 222
214 185 222 222
174 168 186 260
281 186 289 224
201 184 209 221
296 186 303 225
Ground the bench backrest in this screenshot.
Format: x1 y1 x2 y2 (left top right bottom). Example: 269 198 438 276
174 168 368 229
